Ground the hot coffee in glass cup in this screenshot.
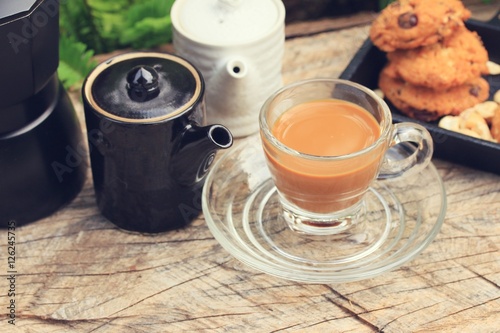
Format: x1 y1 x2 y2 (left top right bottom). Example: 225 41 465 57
260 78 433 236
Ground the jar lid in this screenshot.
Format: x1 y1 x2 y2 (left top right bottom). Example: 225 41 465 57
171 0 285 46
83 52 203 123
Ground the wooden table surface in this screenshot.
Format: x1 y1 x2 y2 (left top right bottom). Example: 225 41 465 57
2 10 500 333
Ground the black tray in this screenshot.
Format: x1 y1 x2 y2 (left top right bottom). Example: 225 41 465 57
340 17 500 175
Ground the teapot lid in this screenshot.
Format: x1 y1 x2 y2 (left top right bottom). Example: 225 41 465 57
83 52 203 123
171 0 285 46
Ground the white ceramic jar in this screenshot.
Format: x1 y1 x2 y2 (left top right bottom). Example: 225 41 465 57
171 0 286 137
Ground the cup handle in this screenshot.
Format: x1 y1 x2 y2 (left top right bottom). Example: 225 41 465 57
377 122 434 179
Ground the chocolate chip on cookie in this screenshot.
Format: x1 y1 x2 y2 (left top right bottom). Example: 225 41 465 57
398 12 418 29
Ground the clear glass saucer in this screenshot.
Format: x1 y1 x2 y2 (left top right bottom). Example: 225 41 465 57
202 136 446 283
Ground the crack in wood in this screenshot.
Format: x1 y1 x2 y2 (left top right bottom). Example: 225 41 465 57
378 301 445 332
323 285 382 332
422 295 500 327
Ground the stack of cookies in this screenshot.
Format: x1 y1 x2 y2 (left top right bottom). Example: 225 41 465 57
370 0 490 122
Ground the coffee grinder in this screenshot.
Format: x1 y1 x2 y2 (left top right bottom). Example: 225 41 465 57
0 0 86 227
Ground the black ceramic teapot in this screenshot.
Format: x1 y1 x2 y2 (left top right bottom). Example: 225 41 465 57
82 52 233 233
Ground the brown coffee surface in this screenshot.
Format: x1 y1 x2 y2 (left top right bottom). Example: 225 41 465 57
272 99 380 156
264 99 383 213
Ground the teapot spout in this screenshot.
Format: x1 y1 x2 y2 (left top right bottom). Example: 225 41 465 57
171 124 233 186
205 57 264 137
207 124 233 150
226 58 248 79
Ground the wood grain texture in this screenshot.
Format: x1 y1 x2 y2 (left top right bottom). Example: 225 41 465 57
1 14 500 333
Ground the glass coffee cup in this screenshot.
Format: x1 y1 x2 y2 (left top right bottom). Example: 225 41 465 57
260 78 433 236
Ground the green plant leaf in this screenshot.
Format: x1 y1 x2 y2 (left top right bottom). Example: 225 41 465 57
58 37 97 91
120 16 172 49
119 0 175 49
59 0 175 54
60 0 104 54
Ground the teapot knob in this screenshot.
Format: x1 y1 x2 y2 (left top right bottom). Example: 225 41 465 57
126 66 160 102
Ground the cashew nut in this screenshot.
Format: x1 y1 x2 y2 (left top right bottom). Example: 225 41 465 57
466 101 498 123
459 110 494 141
438 108 497 142
491 108 500 141
373 88 384 99
487 61 500 75
438 115 461 132
494 90 500 104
